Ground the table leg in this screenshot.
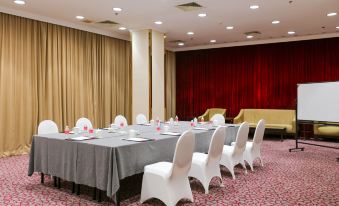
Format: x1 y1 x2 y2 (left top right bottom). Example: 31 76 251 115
280 132 284 142
53 176 57 187
72 183 75 193
76 184 80 195
92 187 96 200
57 177 61 189
40 173 44 184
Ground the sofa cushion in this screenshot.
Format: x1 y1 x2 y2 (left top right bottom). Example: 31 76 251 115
249 123 293 133
317 126 339 136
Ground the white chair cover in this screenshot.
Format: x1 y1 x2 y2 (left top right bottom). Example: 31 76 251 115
114 115 128 127
244 119 266 171
136 114 148 124
210 114 225 125
140 131 195 206
38 120 59 134
188 126 226 194
75 117 93 130
220 122 249 179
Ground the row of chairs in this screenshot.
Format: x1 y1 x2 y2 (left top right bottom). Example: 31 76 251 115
140 120 266 206
37 115 129 134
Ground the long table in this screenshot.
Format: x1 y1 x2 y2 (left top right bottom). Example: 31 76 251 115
28 122 239 204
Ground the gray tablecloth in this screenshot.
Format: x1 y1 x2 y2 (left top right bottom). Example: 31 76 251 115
28 122 239 200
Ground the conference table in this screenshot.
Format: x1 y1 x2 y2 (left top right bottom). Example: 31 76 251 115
28 121 239 205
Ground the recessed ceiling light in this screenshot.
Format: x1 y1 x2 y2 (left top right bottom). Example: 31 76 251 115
336 26 339 29
250 5 259 10
198 13 207 17
118 27 127 31
154 21 163 25
288 31 296 35
272 20 280 24
327 12 337 17
178 42 184 46
113 7 122 12
226 26 234 30
187 32 194 35
210 40 216 43
246 35 254 39
76 16 85 20
14 0 25 5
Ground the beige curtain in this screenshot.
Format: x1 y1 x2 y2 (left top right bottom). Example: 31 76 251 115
0 13 131 157
164 50 176 119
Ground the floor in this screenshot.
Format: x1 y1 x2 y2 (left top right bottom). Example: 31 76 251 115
0 139 338 206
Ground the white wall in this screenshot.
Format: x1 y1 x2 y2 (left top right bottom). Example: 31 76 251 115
131 30 149 123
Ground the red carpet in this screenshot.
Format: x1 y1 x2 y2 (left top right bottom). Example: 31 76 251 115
0 140 338 205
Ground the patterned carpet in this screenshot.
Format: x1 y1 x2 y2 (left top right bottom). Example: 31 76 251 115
0 139 338 206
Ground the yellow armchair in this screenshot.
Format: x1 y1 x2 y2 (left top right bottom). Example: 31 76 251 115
198 108 226 121
314 123 339 138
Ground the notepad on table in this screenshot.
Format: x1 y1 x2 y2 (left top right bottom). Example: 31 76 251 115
193 127 210 131
68 136 91 141
122 137 153 142
160 132 181 136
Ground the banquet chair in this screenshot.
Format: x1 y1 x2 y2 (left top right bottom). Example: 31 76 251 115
37 120 59 185
140 131 195 206
220 122 249 179
244 119 266 171
188 126 226 194
38 120 59 134
136 113 148 124
114 115 128 127
75 117 93 130
210 114 225 125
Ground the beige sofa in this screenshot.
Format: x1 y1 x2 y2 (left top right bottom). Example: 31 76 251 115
198 108 226 121
234 109 296 134
314 123 339 138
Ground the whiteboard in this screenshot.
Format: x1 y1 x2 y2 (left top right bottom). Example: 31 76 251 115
297 81 339 122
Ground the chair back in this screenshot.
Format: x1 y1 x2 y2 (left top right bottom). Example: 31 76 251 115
136 114 148 124
207 126 226 165
76 117 93 129
114 115 128 127
252 119 266 147
233 122 249 156
211 114 225 125
38 120 59 134
170 131 195 178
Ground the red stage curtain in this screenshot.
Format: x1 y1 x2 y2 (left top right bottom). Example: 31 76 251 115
176 38 339 119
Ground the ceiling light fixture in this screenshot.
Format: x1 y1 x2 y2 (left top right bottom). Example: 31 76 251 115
178 42 185 46
113 7 122 12
272 20 280 24
76 16 85 20
336 26 339 29
198 13 207 17
14 0 25 5
250 5 259 10
210 40 216 43
246 35 254 39
118 27 127 31
288 31 296 35
327 12 337 17
154 21 163 25
226 26 234 30
187 32 194 35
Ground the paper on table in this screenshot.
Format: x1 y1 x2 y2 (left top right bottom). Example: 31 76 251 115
198 122 209 125
160 132 181 136
193 127 210 131
122 137 152 142
138 123 151 126
68 136 91 141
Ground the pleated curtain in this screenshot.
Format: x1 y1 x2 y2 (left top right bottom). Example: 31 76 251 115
0 13 132 157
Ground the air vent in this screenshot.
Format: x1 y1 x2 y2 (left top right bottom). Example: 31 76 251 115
82 19 93 24
244 31 262 36
97 20 119 25
176 2 203 11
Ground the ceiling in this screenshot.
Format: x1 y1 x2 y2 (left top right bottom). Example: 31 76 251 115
0 0 338 51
